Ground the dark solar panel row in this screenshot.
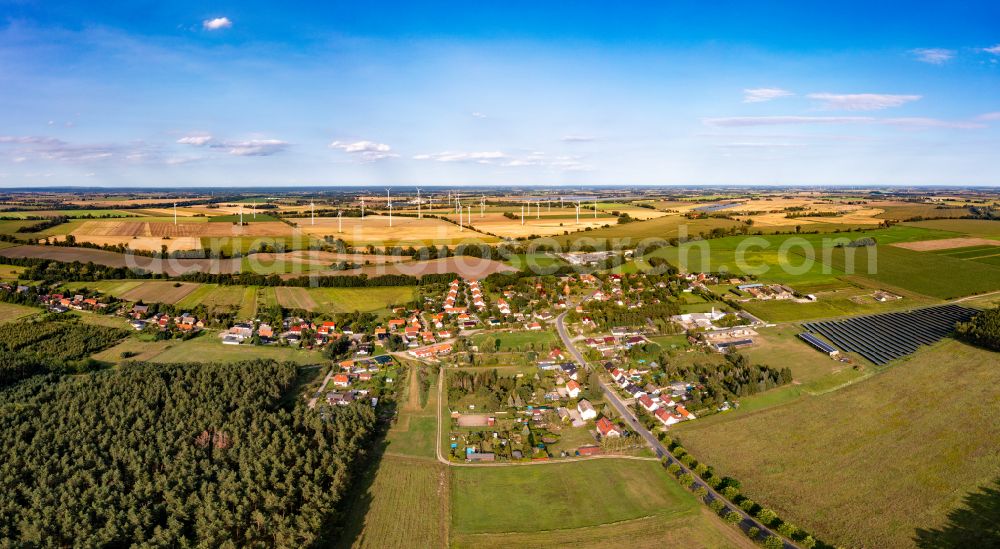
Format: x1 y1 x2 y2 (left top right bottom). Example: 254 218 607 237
802 304 976 365
798 332 837 354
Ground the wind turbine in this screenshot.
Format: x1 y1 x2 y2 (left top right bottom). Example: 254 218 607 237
467 205 472 229
338 210 343 232
252 201 256 219
388 202 393 227
560 196 564 209
416 188 422 219
310 201 315 225
480 197 485 218
594 200 598 218
459 202 464 231
173 202 177 226
537 201 541 219
575 201 581 225
240 204 244 225
386 188 391 207
360 196 365 220
521 204 525 226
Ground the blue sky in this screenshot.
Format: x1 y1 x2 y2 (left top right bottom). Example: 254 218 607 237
1 1 999 187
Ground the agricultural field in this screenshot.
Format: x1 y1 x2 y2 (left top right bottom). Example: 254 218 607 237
65 218 297 252
450 459 747 548
274 286 317 311
504 252 567 270
294 215 497 246
0 209 148 219
552 215 744 248
903 218 1000 238
118 281 201 304
0 302 39 324
337 456 449 549
674 339 1000 548
819 245 1000 299
174 284 255 312
310 286 415 314
0 245 242 275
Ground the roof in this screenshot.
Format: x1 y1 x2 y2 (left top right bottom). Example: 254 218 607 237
596 417 618 435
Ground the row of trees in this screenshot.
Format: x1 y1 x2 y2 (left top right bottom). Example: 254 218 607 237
0 359 378 546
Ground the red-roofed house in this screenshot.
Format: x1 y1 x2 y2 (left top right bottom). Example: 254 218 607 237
596 417 621 438
332 374 350 388
566 380 581 399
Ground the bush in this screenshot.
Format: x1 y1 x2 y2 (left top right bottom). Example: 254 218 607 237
739 498 756 512
725 510 742 525
694 486 708 499
763 535 784 549
777 522 799 539
722 485 740 500
747 526 760 540
756 507 778 526
666 463 681 475
709 499 726 513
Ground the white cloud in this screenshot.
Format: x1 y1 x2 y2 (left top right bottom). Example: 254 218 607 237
413 151 506 163
982 44 1000 55
702 115 984 129
413 150 591 171
471 112 487 119
977 112 1000 121
743 88 794 103
177 135 213 146
203 17 232 30
807 93 921 111
561 135 596 142
214 139 289 156
329 140 396 160
912 48 955 64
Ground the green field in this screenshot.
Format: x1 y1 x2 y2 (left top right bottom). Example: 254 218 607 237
551 215 744 248
0 209 147 219
146 331 324 365
819 245 1000 299
505 253 567 270
741 279 939 322
469 330 559 352
674 339 1000 548
450 459 746 547
337 456 449 549
175 283 251 312
903 219 1000 237
310 286 415 313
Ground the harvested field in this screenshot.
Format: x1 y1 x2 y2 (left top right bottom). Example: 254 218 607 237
458 209 613 238
893 236 999 251
295 216 495 246
120 281 200 304
68 235 203 252
73 220 294 238
274 286 317 310
294 256 518 279
902 219 1000 237
311 287 415 313
0 245 242 275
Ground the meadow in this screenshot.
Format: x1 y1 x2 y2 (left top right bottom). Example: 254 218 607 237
0 302 38 324
469 330 559 352
740 279 940 322
450 459 748 548
674 339 1000 548
903 218 1000 238
146 331 324 365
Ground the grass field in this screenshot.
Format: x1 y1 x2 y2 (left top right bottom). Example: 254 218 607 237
147 331 324 365
338 456 449 549
274 286 318 310
741 279 940 322
119 281 201 304
0 264 25 280
674 339 1000 548
469 330 559 352
450 459 744 547
0 302 39 324
175 284 251 312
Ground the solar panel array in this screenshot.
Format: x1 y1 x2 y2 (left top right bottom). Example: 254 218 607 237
802 304 977 365
798 332 837 354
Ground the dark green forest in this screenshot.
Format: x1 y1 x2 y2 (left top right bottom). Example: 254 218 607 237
956 306 1000 351
0 360 376 546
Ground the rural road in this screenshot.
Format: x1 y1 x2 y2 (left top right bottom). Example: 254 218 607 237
555 309 800 549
